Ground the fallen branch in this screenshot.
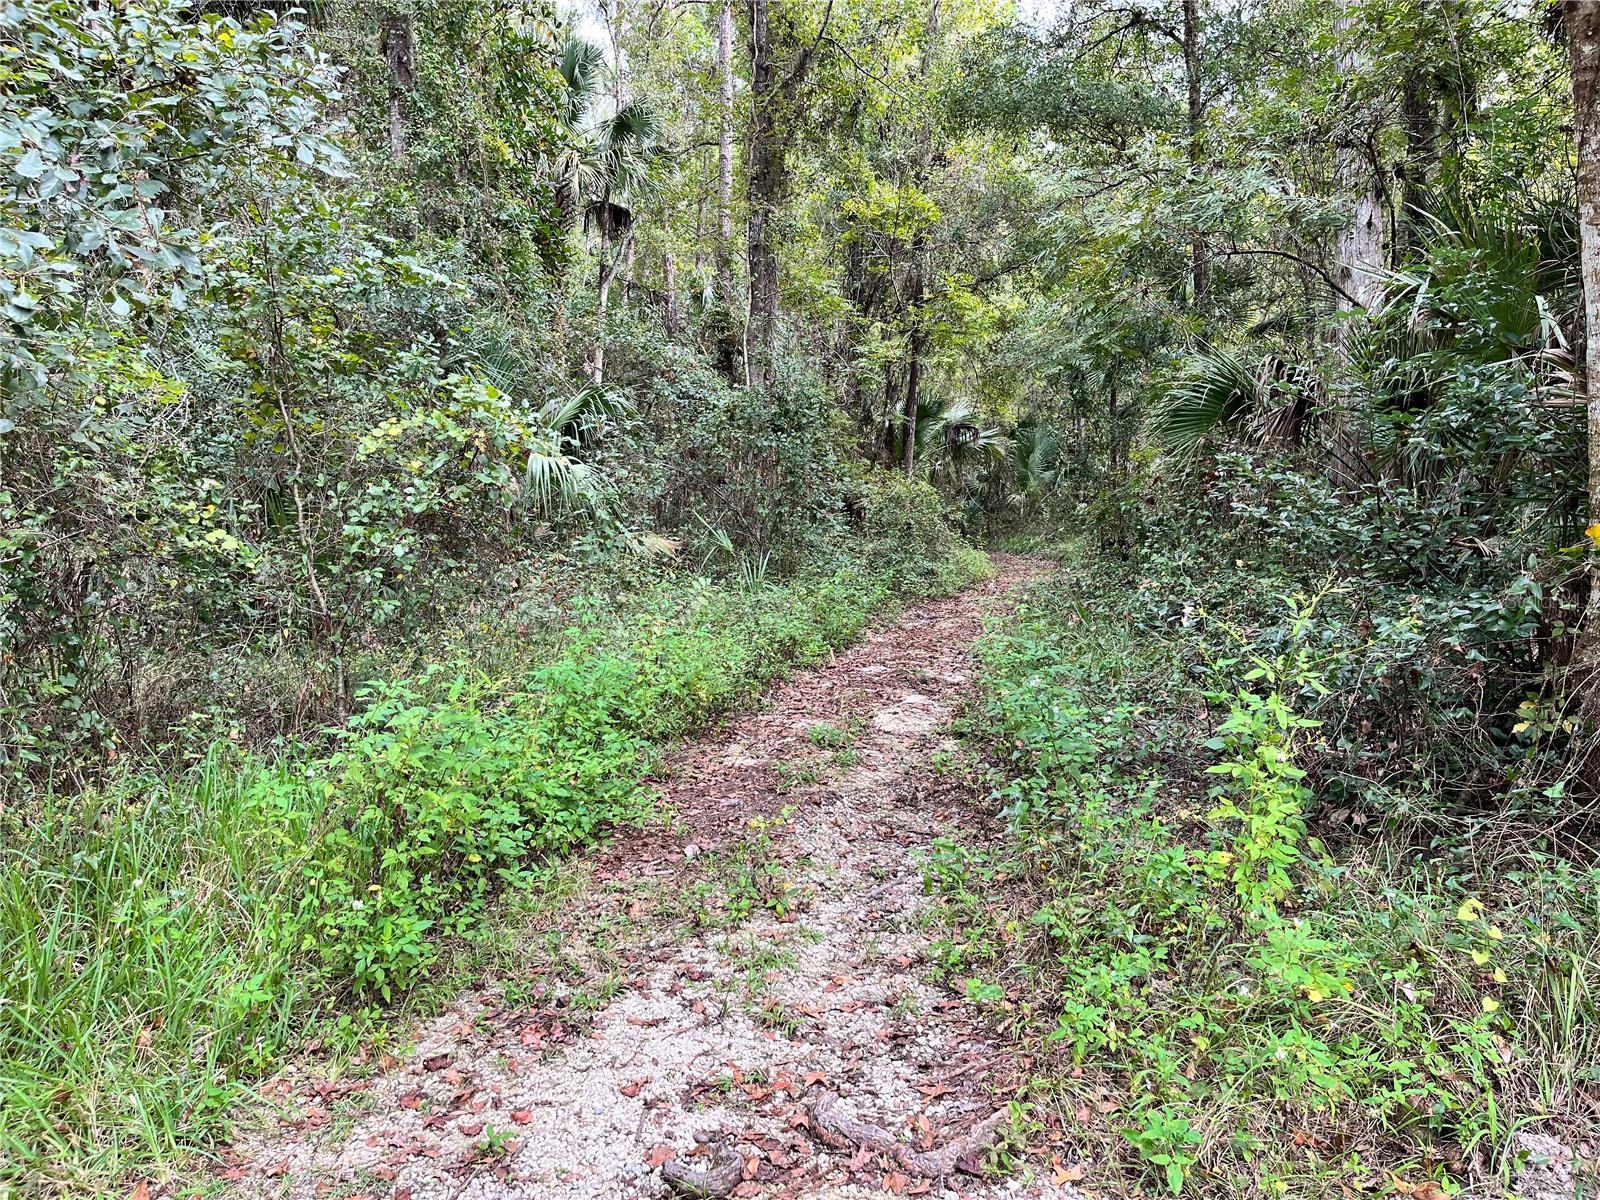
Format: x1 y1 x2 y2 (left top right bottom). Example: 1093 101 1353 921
810 1090 1008 1178
660 1133 746 1199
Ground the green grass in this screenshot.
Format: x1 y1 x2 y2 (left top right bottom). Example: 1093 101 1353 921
0 751 302 1191
0 545 990 1194
930 557 1600 1199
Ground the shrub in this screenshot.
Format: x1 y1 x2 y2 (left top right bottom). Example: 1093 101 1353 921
934 558 1600 1197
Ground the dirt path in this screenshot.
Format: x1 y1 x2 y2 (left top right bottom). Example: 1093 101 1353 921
225 555 1079 1200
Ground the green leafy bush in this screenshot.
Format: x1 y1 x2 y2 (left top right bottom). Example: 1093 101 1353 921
934 558 1600 1197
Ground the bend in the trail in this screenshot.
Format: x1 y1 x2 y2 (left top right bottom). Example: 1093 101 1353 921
226 555 1082 1200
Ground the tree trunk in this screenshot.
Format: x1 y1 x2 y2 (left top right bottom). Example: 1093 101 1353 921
747 0 779 388
1333 0 1384 313
380 12 414 161
1393 68 1437 264
1571 1 1600 533
716 0 736 308
1568 0 1600 706
901 2 941 477
593 236 611 384
745 0 827 389
1183 0 1208 303
663 251 680 336
903 314 925 478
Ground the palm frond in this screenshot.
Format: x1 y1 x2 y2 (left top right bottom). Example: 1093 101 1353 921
1151 350 1263 453
520 438 591 514
556 37 605 127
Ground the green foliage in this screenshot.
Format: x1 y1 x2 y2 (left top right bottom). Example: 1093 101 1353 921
853 470 993 595
0 534 971 1188
933 558 1600 1196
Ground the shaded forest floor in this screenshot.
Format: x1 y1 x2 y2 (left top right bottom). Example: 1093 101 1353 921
217 556 1085 1200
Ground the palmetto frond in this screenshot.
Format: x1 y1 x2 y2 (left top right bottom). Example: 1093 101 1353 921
556 36 606 127
519 435 593 514
1151 349 1263 453
539 383 634 446
1010 420 1061 494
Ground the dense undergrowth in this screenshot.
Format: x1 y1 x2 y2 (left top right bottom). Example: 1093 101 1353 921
0 516 986 1192
934 551 1600 1198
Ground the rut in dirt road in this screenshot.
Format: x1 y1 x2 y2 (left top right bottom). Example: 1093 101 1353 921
225 556 1080 1200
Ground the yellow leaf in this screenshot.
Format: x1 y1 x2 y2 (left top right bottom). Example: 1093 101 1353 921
1487 925 1504 941
1493 968 1507 983
1456 898 1484 922
1482 996 1500 1013
1587 522 1600 546
1470 949 1490 965
1305 986 1326 1002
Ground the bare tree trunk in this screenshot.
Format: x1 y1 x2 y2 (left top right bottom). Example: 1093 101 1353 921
593 244 611 384
900 2 941 477
380 12 414 160
1183 0 1208 303
1564 0 1600 707
1333 1 1384 314
747 0 779 388
745 0 828 389
663 251 680 336
903 297 925 477
716 0 736 308
1571 1 1600 534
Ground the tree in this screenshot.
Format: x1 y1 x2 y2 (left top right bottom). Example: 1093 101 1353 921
717 0 737 309
1570 1 1600 538
746 0 830 388
547 34 663 382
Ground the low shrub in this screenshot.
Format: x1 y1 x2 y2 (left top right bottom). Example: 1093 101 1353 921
934 557 1600 1198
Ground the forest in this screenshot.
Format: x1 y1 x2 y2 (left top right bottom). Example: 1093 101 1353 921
2 0 1598 1197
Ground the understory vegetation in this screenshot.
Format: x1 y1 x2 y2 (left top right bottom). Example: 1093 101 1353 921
938 551 1600 1197
2 552 974 1189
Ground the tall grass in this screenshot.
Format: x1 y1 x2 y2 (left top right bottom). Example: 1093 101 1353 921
0 750 306 1191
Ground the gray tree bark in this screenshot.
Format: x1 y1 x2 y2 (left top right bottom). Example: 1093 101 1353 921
716 0 736 309
1570 1 1600 532
380 13 414 161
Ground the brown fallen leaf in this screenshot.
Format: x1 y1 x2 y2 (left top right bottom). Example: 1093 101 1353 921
883 1170 911 1193
422 1054 451 1071
128 1184 151 1200
620 1076 651 1098
510 1109 533 1125
645 1144 676 1168
1052 1158 1086 1185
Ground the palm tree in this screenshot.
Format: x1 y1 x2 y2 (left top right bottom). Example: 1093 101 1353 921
1008 421 1062 511
546 35 664 383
